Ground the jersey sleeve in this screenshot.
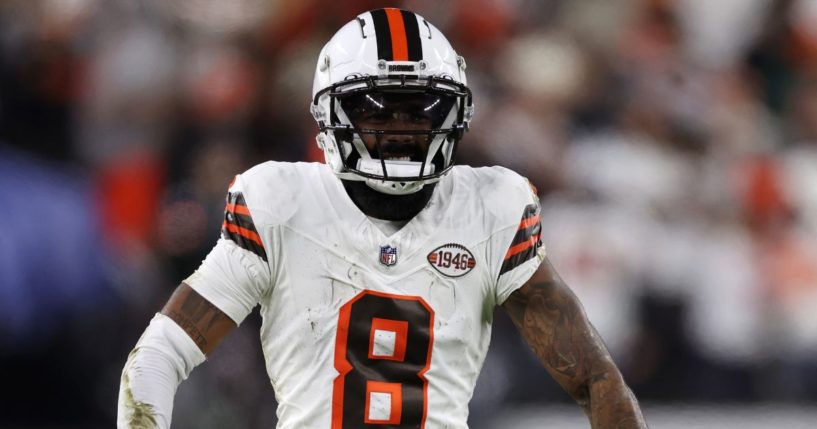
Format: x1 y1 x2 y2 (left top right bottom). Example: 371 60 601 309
490 177 546 305
184 174 273 325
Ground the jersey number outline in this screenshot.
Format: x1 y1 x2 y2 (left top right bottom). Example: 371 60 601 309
332 290 435 428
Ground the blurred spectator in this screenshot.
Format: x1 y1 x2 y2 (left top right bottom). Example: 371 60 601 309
0 146 118 425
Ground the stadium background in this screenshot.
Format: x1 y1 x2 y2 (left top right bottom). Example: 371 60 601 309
1 0 817 427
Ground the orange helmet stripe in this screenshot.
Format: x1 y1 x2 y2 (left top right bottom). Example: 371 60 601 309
384 8 409 61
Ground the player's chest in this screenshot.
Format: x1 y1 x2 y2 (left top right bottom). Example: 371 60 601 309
275 224 493 322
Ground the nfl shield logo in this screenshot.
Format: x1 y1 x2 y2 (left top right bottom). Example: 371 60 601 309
379 245 398 266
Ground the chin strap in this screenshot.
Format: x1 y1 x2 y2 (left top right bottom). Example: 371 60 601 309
364 178 426 195
356 158 436 178
355 159 437 195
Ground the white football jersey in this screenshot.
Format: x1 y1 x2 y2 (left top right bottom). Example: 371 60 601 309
185 162 545 429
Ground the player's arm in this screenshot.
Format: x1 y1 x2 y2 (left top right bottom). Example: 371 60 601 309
118 174 270 428
502 257 648 429
117 283 236 429
160 282 236 355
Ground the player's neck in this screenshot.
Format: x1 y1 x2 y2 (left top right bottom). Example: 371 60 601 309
341 180 436 221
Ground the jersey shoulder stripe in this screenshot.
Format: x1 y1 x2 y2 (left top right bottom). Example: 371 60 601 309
222 191 267 261
499 203 542 275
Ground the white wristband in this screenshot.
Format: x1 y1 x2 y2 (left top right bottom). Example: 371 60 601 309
117 313 206 429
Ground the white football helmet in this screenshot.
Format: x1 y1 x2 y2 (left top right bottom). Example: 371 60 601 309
311 8 474 195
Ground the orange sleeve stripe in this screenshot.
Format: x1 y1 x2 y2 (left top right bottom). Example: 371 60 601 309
385 8 408 61
518 214 540 230
223 222 264 248
504 234 541 260
225 202 251 216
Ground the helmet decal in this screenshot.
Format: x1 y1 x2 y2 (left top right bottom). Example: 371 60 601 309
370 8 423 62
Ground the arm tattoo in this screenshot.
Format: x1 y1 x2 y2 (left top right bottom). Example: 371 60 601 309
161 283 233 353
502 275 604 400
503 260 647 428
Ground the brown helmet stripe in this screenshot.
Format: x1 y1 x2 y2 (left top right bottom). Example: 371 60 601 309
400 10 423 61
370 9 393 60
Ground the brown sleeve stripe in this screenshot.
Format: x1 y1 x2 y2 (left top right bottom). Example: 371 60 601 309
225 202 251 216
504 234 542 261
222 221 263 248
499 204 543 276
518 213 540 230
221 191 267 261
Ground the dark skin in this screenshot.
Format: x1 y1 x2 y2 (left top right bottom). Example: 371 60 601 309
161 107 646 427
502 258 647 428
160 284 234 356
345 92 435 160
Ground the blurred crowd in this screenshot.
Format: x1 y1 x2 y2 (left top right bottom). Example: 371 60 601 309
1 0 816 427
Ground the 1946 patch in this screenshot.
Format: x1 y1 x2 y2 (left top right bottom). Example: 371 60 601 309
427 244 476 277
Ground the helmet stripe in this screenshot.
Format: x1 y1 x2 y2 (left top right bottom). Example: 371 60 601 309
370 9 393 61
400 10 423 61
370 8 423 62
384 8 409 60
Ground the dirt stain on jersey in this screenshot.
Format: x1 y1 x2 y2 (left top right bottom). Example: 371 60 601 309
121 371 158 428
306 307 330 342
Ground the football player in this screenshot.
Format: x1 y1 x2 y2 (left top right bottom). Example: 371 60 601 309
118 8 647 429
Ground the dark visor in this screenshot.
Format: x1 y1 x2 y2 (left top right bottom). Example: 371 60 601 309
339 91 457 129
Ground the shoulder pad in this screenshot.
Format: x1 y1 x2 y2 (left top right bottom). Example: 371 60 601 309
230 162 314 227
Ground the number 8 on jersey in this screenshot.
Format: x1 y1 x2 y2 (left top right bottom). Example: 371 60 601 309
332 290 435 428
